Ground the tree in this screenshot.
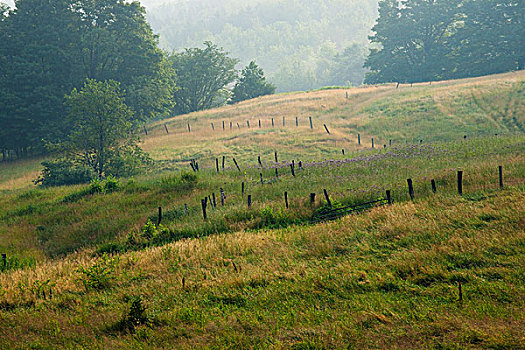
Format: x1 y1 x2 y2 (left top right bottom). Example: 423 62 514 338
365 0 462 84
169 42 238 114
230 61 275 103
63 79 136 178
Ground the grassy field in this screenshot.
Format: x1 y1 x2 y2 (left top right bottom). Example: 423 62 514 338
0 71 524 348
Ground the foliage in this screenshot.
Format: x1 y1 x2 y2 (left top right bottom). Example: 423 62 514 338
169 42 238 114
76 253 118 291
160 172 198 192
62 79 138 178
365 0 524 84
0 0 168 158
34 159 96 187
144 0 378 91
230 61 275 103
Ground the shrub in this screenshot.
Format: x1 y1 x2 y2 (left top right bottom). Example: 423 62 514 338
160 171 198 192
34 159 96 187
76 253 118 291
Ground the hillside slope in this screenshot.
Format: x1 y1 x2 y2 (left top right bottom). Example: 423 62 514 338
0 187 523 348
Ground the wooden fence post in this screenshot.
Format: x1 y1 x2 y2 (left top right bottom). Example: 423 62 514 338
233 158 241 172
237 122 240 129
323 189 332 207
386 190 392 205
310 193 316 206
220 188 225 206
201 199 207 220
309 116 313 129
211 123 215 130
290 163 295 177
272 118 274 127
230 121 232 129
258 156 262 168
164 124 169 134
275 168 279 178
372 138 374 149
223 121 225 130
259 120 261 128
222 156 225 170
431 179 437 193
242 182 245 196
284 192 289 209
248 195 252 208
457 171 463 195
283 116 285 126
499 166 504 189
247 120 250 128
342 149 345 155
407 179 415 200
187 123 191 132
260 173 264 184
216 158 219 173
296 116 298 126
212 193 217 208
358 133 361 146
275 151 278 163
157 206 162 225
323 124 330 134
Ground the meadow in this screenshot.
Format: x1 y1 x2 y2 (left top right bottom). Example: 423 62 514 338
0 71 523 348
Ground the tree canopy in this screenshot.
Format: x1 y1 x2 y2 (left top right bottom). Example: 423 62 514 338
365 0 524 84
169 42 238 115
230 61 275 104
0 0 169 160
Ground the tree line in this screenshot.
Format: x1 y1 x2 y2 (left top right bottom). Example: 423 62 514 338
0 0 274 162
365 0 524 84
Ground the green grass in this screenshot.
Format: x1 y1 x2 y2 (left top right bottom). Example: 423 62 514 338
0 71 523 348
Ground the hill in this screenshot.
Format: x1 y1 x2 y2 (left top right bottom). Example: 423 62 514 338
0 71 524 348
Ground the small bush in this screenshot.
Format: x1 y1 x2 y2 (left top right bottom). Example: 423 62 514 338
34 159 96 187
76 253 118 291
111 296 150 333
103 175 121 193
160 172 198 192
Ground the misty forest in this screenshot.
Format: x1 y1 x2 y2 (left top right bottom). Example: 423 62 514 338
0 0 524 348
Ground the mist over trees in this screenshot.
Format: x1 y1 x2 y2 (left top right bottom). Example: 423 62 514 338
365 0 524 84
143 0 378 92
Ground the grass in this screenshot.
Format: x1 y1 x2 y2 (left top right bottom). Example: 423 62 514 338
0 71 523 348
0 187 523 348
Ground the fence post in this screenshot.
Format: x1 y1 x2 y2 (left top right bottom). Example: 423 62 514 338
144 126 148 135
260 173 264 184
389 139 392 147
164 124 169 134
431 179 437 193
296 116 298 126
407 179 415 201
372 138 374 149
211 123 215 130
275 151 278 163
323 124 330 134
258 156 262 168
187 123 191 133
237 122 240 129
157 206 162 225
358 133 361 146
283 116 285 126
212 193 217 208
184 204 188 215
275 168 279 178
248 195 252 208
457 171 463 195
386 190 392 205
230 121 232 129
290 163 295 177
233 158 241 172
309 116 313 129
247 120 250 128
223 121 225 130
310 193 316 206
284 192 289 209
272 118 274 127
323 189 332 207
499 165 504 189
242 182 245 196
222 156 225 170
342 149 345 155
201 199 207 220
220 188 225 206
1 254 6 269
216 158 219 173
